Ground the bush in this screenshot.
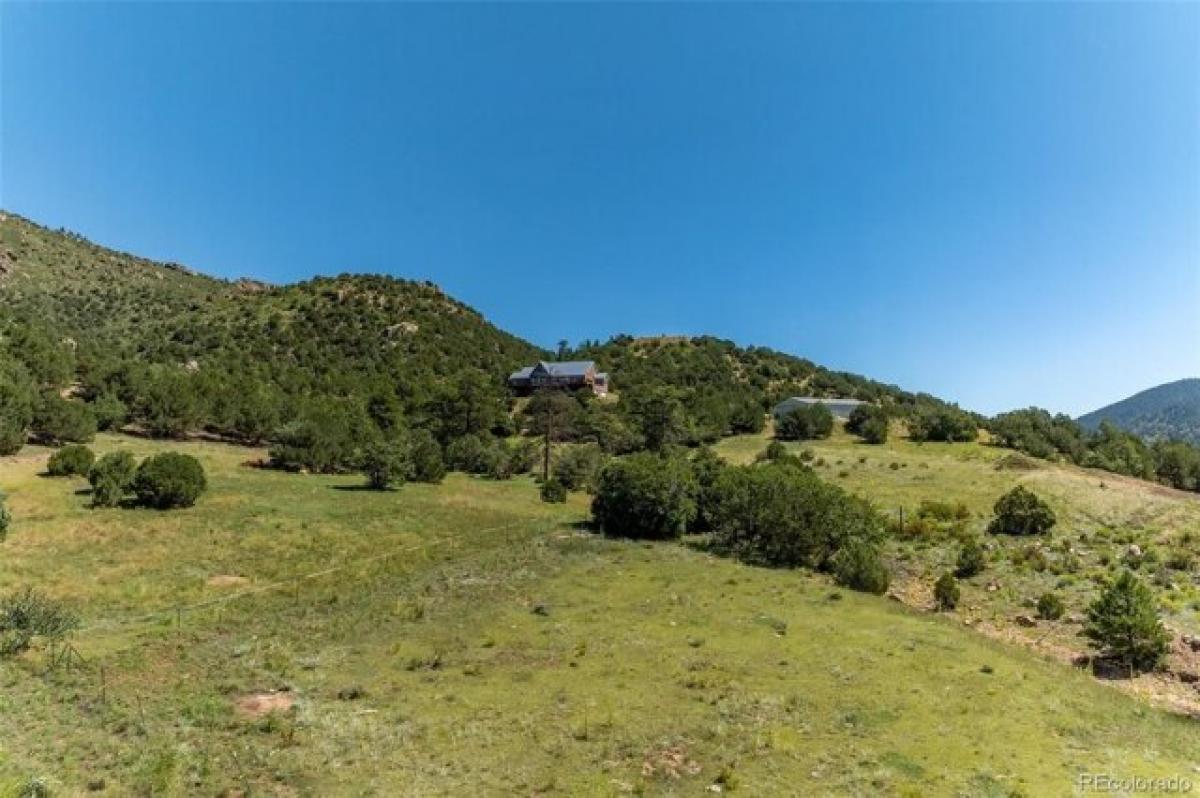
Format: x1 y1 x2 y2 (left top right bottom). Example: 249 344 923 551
592 452 697 539
934 572 960 610
846 405 888 444
831 539 890 595
988 486 1056 536
131 452 207 509
267 397 375 473
32 395 97 444
555 443 608 493
1036 592 1065 621
408 430 446 484
88 451 137 508
91 393 128 432
908 407 976 443
0 586 79 658
709 462 884 570
1084 570 1170 672
918 500 971 522
955 539 987 577
46 444 95 477
776 404 834 441
360 439 412 490
859 415 888 444
540 477 567 504
690 446 728 533
0 492 9 543
445 434 501 475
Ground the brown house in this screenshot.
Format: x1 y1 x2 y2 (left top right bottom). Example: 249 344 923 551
508 360 608 396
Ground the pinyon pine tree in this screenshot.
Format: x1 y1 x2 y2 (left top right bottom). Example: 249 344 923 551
1084 570 1170 673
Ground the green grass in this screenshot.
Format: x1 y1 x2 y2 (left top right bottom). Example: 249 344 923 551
2 434 1200 795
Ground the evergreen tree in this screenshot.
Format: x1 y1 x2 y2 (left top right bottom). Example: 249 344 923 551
1084 571 1170 673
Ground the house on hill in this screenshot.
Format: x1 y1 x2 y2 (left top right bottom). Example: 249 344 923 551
509 360 609 396
773 396 866 420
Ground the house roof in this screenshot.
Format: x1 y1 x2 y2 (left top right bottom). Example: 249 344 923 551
509 360 597 381
534 360 595 377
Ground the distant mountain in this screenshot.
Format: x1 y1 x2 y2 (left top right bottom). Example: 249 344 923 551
1078 379 1200 445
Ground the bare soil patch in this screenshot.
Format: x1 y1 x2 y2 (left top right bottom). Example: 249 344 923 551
234 691 295 718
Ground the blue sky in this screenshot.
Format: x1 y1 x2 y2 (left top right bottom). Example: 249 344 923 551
2 3 1197 416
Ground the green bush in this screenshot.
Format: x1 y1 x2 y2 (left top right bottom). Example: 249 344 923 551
88 451 137 508
0 586 79 658
32 395 96 444
1036 592 1065 621
776 404 834 441
0 492 9 543
1084 570 1170 672
934 572 960 610
988 486 1056 536
91 393 128 432
359 439 412 490
46 444 95 477
554 443 608 492
445 434 501 475
918 500 971 522
908 407 977 443
690 446 728 533
846 405 888 444
709 462 884 570
540 477 567 504
831 539 890 595
592 452 697 540
955 539 987 578
267 397 375 473
408 430 446 484
132 452 207 509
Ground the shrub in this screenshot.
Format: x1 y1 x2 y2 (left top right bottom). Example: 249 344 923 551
32 395 97 444
988 486 1056 536
859 415 888 444
0 492 9 543
831 539 890 595
555 443 608 492
46 444 95 477
408 430 446 484
592 452 697 540
955 539 987 577
445 434 501 475
934 572 960 610
690 446 728 533
1036 592 1065 621
918 500 971 522
131 452 207 509
91 393 128 432
267 397 375 473
908 407 976 443
1084 570 1170 672
540 477 567 504
709 462 884 570
0 587 79 658
776 404 834 441
359 439 412 490
846 405 888 444
88 451 137 508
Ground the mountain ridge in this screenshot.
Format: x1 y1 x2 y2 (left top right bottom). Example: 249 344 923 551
1078 378 1200 446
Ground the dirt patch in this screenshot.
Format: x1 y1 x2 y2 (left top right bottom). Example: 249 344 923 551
234 691 295 718
206 575 250 588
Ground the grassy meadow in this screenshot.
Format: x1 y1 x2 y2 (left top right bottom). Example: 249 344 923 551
1 433 1200 795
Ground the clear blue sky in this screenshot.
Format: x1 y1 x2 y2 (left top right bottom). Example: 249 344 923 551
2 3 1197 416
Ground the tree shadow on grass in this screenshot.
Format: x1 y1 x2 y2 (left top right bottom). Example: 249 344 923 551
330 484 396 493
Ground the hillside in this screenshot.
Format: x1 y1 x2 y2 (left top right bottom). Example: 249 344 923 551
1079 379 1200 445
3 434 1200 794
0 211 961 457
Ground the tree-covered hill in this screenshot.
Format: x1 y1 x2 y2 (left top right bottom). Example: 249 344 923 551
1078 378 1200 446
0 211 968 458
